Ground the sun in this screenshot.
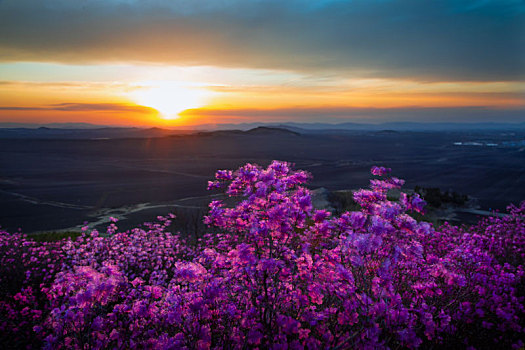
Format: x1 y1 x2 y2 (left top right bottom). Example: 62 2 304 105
130 81 210 119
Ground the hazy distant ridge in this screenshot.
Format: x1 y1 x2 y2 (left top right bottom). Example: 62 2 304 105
1 121 524 139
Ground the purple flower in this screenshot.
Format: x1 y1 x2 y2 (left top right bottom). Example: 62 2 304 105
371 166 391 176
0 163 523 350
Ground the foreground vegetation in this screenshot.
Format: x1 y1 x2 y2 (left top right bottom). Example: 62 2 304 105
0 162 523 349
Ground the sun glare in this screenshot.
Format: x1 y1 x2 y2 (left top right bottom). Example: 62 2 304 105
130 81 210 119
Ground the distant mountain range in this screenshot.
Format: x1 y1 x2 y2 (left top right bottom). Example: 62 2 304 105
0 122 114 129
0 121 523 139
195 126 301 137
0 126 195 139
199 121 525 132
0 126 302 139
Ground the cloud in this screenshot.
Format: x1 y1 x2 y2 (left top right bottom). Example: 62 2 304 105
181 105 525 123
0 106 42 111
0 80 132 90
0 0 523 81
0 103 157 114
49 103 155 113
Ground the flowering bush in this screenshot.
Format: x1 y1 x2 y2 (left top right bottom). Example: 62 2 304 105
0 161 523 349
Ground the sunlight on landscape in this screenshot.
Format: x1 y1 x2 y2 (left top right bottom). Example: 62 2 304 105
129 81 212 120
0 1 524 348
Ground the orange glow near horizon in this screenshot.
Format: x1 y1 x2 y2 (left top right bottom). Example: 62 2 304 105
0 64 523 127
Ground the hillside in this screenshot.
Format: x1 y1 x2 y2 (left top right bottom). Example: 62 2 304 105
0 162 523 349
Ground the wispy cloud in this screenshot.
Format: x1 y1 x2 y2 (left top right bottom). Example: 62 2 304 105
0 80 135 90
0 106 42 111
0 103 157 114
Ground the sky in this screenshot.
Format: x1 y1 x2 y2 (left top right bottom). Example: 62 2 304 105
0 0 524 127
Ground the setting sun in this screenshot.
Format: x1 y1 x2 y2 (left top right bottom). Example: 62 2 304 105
129 81 211 119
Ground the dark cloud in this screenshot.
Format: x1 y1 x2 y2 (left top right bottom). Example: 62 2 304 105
181 106 525 123
0 106 42 111
0 103 156 113
50 103 155 113
0 0 523 81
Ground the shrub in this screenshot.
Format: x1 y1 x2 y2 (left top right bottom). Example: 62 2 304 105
0 162 523 349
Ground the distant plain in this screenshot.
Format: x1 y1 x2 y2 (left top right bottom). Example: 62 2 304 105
1 127 524 233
